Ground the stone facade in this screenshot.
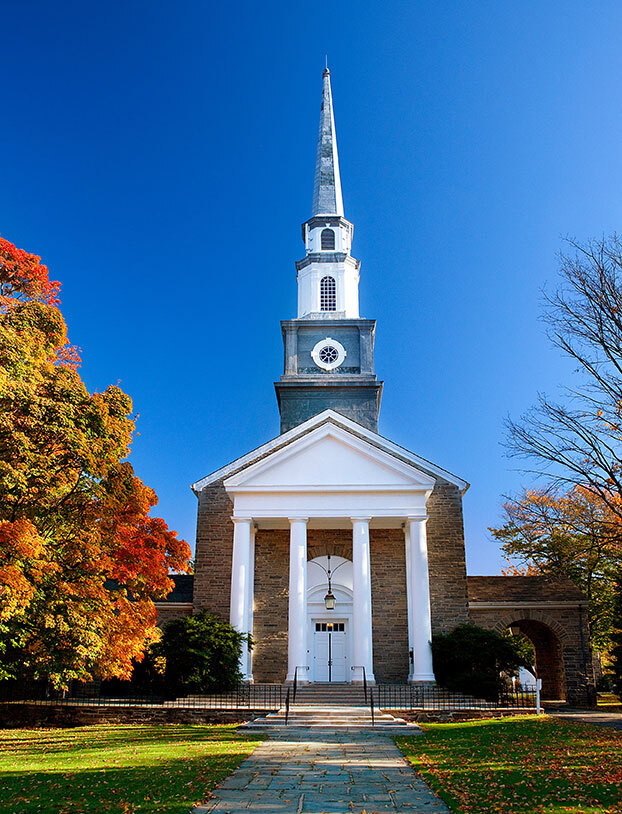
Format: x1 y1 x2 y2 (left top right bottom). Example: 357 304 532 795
192 482 234 615
426 481 470 633
253 529 289 684
186 476 471 685
369 530 409 683
153 603 192 626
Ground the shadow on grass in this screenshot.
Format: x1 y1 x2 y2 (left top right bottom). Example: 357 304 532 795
0 724 261 756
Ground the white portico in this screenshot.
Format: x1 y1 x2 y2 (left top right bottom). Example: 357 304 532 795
192 410 467 685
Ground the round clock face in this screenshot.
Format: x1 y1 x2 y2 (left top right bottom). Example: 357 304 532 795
311 337 347 371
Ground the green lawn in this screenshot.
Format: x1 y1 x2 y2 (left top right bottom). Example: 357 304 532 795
396 715 622 814
0 724 263 814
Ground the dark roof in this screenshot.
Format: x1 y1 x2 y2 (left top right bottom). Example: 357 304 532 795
106 574 194 603
467 576 586 603
160 574 194 603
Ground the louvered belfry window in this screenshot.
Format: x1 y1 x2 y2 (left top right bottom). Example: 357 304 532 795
321 228 335 250
320 276 336 311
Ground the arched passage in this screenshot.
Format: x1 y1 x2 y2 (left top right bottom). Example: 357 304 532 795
507 619 566 700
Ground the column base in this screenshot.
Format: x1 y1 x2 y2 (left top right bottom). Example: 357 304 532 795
409 675 436 683
352 678 376 686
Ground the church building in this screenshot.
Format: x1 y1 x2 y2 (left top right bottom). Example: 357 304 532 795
158 69 596 705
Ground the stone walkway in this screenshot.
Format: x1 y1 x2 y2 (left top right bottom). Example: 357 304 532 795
193 726 450 814
548 708 622 732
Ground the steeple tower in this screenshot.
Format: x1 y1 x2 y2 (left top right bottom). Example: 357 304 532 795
297 69 360 320
312 68 344 217
275 69 383 434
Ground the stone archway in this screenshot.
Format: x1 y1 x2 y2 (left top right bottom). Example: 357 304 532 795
506 618 566 699
467 576 596 706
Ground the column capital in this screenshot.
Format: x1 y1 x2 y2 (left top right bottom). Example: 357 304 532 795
406 515 429 523
231 516 253 525
351 516 372 523
288 516 309 524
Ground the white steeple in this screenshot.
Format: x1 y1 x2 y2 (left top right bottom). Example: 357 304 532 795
296 68 360 319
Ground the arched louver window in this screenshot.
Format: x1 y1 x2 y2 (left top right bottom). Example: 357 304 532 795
321 228 335 250
320 276 336 311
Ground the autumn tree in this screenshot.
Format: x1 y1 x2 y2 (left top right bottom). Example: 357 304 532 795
611 574 622 693
506 235 622 522
491 486 621 651
0 236 191 688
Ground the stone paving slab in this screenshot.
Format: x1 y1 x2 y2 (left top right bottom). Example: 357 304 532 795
193 726 449 814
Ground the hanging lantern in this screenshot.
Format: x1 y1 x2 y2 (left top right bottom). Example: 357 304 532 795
324 589 336 610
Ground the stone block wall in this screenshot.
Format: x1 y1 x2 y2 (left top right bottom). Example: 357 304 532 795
369 529 409 682
192 481 234 617
154 605 192 627
426 481 470 633
253 529 289 683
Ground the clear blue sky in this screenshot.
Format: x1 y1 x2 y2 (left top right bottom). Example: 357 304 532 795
2 1 621 573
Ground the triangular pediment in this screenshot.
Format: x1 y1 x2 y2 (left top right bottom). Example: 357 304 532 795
191 410 469 495
224 422 436 492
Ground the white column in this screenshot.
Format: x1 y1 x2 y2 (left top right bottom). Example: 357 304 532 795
230 517 252 681
351 517 375 684
404 523 415 681
407 516 436 682
286 517 309 683
246 524 256 682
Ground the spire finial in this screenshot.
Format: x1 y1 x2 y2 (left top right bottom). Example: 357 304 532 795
312 67 344 216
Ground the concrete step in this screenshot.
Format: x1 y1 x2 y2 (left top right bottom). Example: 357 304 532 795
240 704 420 732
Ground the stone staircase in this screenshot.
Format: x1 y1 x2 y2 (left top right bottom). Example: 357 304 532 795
240 683 421 732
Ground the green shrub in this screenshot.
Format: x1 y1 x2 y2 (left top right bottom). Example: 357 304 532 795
431 624 527 700
155 611 250 695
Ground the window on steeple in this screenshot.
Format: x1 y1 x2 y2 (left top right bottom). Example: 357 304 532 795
321 228 335 250
320 276 336 311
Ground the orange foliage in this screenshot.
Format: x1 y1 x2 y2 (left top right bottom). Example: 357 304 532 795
0 236 191 687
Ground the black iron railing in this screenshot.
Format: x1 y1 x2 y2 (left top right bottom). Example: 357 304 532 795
375 684 538 711
0 680 283 710
293 666 309 702
351 665 368 705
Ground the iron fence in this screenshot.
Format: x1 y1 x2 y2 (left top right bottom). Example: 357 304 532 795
376 684 537 711
0 680 282 710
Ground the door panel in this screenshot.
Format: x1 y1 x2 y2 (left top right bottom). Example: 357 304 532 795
313 621 348 682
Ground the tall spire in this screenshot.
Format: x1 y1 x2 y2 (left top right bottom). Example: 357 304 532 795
312 68 344 216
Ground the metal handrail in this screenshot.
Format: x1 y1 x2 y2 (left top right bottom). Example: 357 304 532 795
285 687 290 725
293 666 309 703
369 687 375 727
351 665 368 705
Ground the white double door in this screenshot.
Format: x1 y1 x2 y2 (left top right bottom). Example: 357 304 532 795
312 620 349 682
